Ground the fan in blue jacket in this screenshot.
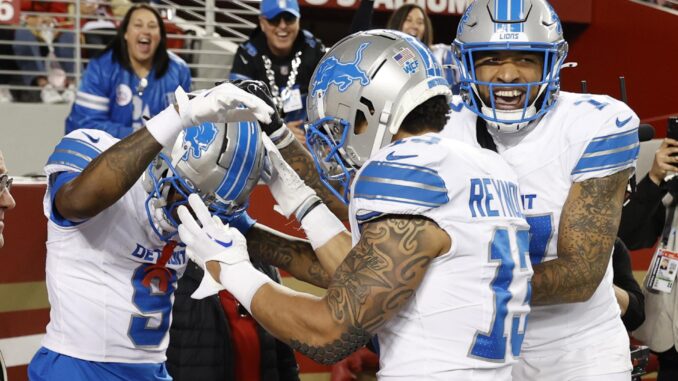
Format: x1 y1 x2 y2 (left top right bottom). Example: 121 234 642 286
65 4 191 138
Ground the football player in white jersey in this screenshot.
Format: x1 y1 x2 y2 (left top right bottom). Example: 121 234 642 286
442 1 639 379
176 30 533 380
27 83 276 380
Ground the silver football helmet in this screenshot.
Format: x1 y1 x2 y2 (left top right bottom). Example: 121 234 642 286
306 29 451 203
453 0 568 132
142 121 265 241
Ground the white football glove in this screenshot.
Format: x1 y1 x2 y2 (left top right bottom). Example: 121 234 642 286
175 82 273 128
177 194 271 311
261 134 318 219
147 83 274 148
177 194 250 269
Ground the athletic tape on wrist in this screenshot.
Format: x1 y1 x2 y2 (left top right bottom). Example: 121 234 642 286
218 261 272 313
300 203 347 249
294 195 322 222
270 125 295 149
145 106 184 147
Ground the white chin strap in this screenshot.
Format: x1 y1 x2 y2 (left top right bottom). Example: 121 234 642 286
480 105 536 133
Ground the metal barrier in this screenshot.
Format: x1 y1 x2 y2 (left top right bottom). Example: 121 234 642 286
0 0 259 102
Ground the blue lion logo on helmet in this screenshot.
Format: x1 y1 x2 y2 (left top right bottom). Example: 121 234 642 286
182 122 218 161
545 2 563 35
311 42 370 97
457 2 474 37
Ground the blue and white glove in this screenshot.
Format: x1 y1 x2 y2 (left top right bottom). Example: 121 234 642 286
262 135 347 248
177 194 271 311
175 82 273 127
177 194 249 267
146 82 274 147
261 135 318 219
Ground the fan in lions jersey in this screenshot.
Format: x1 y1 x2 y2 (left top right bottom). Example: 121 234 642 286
442 0 639 379
176 29 534 380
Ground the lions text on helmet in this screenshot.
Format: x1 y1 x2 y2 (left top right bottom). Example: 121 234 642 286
453 0 567 132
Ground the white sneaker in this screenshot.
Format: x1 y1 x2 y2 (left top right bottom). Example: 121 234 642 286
41 84 65 104
0 87 12 103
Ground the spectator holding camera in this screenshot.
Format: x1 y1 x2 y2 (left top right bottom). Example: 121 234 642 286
228 0 325 144
619 125 678 381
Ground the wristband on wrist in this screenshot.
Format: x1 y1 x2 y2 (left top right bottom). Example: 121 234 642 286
145 106 184 147
300 203 347 249
217 261 272 313
295 195 322 222
270 125 295 149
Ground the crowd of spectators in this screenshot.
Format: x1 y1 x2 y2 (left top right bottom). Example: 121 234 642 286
1 0 676 380
642 0 678 10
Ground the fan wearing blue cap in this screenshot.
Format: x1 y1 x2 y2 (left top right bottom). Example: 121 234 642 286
229 0 326 145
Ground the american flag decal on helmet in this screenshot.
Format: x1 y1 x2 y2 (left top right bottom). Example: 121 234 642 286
393 47 419 75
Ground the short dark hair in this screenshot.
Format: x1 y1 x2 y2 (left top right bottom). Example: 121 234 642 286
386 4 434 47
401 95 450 135
103 4 170 78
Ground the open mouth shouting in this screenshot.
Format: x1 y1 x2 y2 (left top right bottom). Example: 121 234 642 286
137 36 152 55
492 88 526 110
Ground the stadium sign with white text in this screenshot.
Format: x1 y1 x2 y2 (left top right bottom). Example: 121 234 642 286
300 0 474 15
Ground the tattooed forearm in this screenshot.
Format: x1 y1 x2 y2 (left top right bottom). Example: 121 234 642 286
246 225 331 288
280 139 349 220
88 129 162 195
57 129 162 219
531 168 632 306
291 216 445 363
290 326 369 365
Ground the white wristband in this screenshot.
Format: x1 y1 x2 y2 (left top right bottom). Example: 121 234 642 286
270 124 296 149
218 261 272 313
300 203 347 249
145 106 184 147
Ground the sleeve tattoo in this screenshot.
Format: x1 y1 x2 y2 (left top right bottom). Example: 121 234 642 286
58 129 162 219
279 140 349 219
531 168 632 306
246 226 332 288
289 216 442 364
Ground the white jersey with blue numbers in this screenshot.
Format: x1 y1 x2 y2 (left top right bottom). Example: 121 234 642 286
40 129 187 363
65 50 191 139
348 133 533 379
441 92 638 370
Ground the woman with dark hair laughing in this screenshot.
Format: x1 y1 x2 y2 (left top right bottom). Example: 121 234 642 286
65 4 191 138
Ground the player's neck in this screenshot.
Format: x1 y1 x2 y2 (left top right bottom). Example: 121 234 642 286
392 128 437 141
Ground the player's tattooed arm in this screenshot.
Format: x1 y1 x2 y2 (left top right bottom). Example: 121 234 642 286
531 168 632 306
55 129 162 220
250 216 450 364
246 224 332 288
279 139 349 220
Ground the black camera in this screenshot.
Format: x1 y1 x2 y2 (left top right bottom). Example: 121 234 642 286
667 116 678 140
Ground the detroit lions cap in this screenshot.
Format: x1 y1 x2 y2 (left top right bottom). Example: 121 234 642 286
260 0 300 20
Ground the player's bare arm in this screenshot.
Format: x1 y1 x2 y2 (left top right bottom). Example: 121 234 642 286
261 134 352 276
249 216 450 364
56 129 162 221
279 139 349 220
56 82 274 222
246 224 332 288
531 168 631 305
